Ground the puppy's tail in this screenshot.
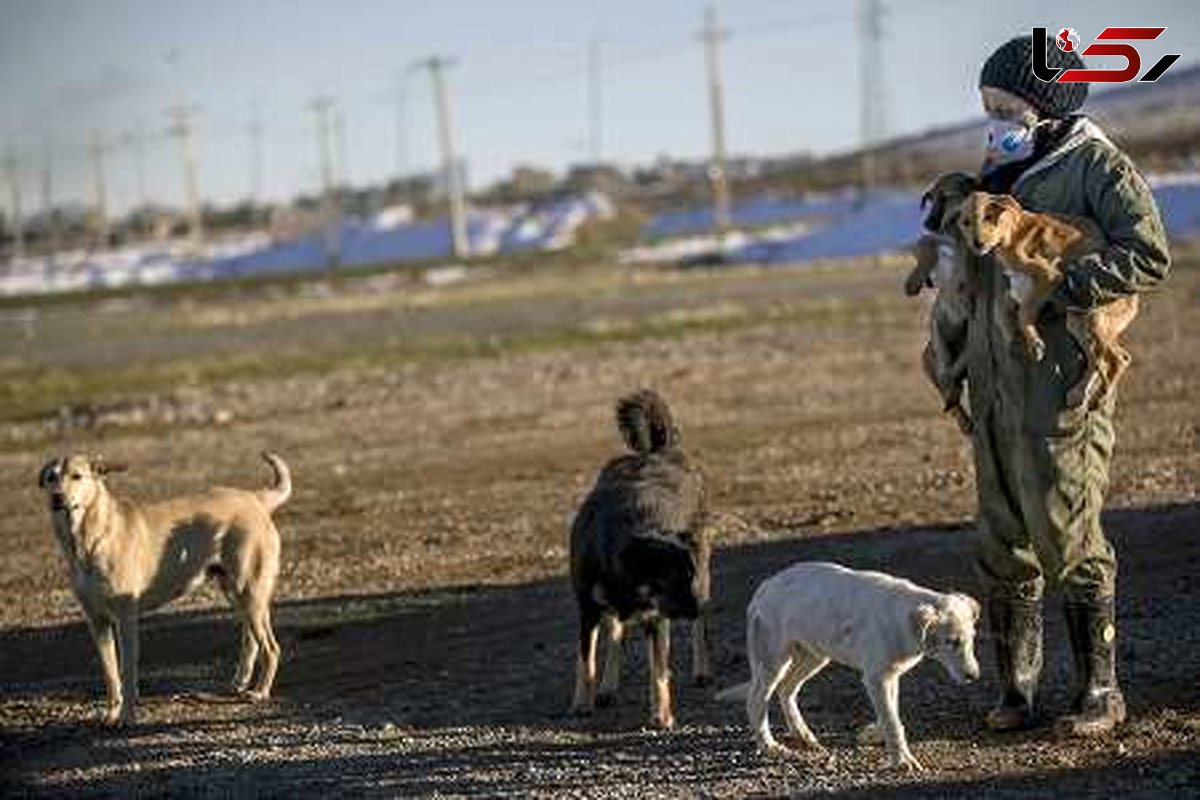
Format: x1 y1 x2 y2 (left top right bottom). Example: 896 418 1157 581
714 682 749 703
616 389 679 455
257 451 292 513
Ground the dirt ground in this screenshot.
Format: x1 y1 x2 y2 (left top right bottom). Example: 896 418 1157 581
1 250 1198 797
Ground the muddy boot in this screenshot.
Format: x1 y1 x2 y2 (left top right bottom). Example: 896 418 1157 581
984 596 1042 731
1056 595 1126 738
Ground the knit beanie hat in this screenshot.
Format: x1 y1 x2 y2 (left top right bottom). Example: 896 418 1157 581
979 35 1088 118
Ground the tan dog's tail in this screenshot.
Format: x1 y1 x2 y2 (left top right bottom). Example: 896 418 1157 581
714 681 749 703
257 451 292 513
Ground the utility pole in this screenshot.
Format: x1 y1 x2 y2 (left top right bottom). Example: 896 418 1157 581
333 106 348 190
588 33 603 164
168 106 204 253
411 56 469 259
40 139 56 252
87 131 110 247
394 73 408 180
857 0 885 197
249 103 263 203
700 4 732 239
3 147 23 258
310 95 340 268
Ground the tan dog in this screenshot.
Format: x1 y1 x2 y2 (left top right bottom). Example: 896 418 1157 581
959 191 1139 406
905 172 978 434
37 452 290 726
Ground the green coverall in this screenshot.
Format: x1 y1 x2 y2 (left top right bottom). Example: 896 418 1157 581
964 117 1171 603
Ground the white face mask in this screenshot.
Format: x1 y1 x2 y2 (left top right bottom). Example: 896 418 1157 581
983 117 1048 170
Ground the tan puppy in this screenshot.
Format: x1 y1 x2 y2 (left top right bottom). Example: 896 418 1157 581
959 191 1139 406
37 452 290 726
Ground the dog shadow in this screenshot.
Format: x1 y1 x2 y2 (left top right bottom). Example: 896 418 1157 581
3 501 1198 792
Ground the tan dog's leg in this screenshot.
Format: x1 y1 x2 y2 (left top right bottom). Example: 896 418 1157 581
571 612 601 715
776 646 829 750
646 617 674 729
1065 315 1100 408
115 608 140 725
244 601 280 700
596 615 623 706
218 575 261 693
1017 297 1047 361
864 671 922 771
85 614 124 725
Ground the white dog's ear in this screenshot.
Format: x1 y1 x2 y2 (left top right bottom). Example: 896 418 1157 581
910 604 939 642
956 593 982 623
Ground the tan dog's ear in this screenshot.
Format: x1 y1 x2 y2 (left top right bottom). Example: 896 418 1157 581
910 604 939 642
91 456 128 476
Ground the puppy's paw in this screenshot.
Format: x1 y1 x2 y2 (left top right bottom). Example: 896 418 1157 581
102 706 124 727
651 715 676 731
856 722 884 746
888 751 925 773
758 741 795 759
243 689 271 703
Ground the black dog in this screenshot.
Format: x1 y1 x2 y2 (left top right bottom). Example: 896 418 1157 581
569 389 712 729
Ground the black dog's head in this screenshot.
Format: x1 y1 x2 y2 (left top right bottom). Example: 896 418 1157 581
921 172 979 234
620 535 701 620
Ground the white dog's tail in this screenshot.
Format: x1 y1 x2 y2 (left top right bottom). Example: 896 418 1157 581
714 682 749 703
257 452 292 513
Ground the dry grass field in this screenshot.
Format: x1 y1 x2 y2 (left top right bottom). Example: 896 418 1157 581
2 248 1198 797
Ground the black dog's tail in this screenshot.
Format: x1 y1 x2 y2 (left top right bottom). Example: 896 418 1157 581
616 389 679 455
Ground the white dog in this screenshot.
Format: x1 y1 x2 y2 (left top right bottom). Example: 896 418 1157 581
717 561 980 771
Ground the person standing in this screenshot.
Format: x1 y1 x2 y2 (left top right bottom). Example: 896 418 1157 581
945 34 1171 737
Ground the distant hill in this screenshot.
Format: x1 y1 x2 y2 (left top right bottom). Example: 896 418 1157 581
743 62 1200 195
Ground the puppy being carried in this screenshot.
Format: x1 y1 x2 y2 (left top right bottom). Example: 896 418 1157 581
717 561 980 772
905 172 979 434
38 452 290 726
959 190 1140 407
569 389 712 729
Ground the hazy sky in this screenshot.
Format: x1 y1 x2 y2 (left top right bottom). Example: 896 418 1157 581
1 0 1196 215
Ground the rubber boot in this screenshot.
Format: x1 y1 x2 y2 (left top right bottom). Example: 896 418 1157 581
1056 595 1126 738
984 596 1043 731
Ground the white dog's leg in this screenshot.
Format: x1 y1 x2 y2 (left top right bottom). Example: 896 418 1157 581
115 609 140 725
864 671 922 771
86 615 124 725
748 656 793 755
777 648 829 750
596 615 623 706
